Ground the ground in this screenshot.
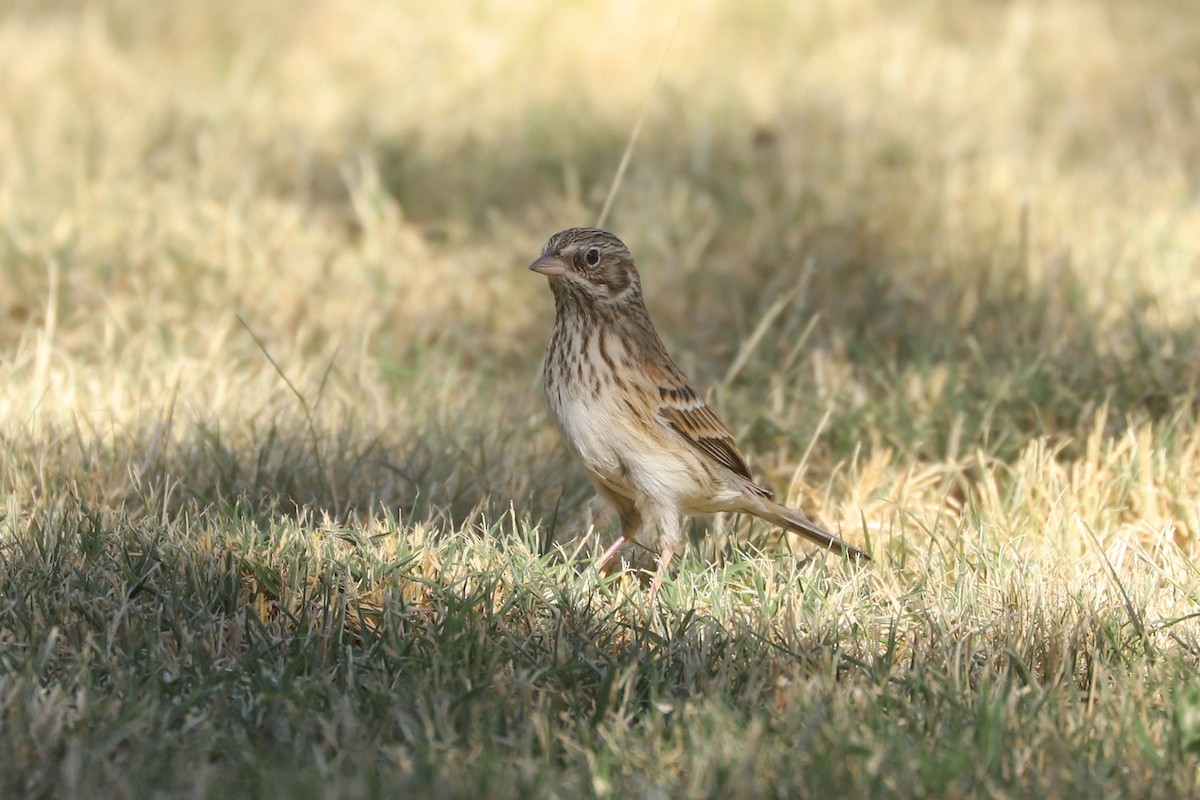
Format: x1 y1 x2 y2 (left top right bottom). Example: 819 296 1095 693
1 1 1199 797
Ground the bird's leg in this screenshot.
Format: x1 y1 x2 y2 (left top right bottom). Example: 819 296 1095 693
597 533 631 573
597 510 642 575
647 546 675 604
647 508 682 603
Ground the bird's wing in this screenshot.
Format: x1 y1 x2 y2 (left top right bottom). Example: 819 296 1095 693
647 363 773 499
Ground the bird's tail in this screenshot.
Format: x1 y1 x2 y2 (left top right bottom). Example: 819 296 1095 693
749 497 871 562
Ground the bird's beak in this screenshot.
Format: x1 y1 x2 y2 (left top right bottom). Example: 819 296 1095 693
528 254 567 277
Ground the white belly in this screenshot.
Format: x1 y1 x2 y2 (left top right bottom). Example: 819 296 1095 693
542 320 737 514
549 385 704 509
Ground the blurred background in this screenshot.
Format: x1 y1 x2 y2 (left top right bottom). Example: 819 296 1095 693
2 0 1199 553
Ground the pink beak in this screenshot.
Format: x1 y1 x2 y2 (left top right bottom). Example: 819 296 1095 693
528 254 567 277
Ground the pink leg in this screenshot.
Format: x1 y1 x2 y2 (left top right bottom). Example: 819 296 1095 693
647 508 682 603
597 534 631 572
647 546 676 604
597 512 643 574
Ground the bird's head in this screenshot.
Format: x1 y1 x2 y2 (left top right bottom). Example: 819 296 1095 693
528 227 642 304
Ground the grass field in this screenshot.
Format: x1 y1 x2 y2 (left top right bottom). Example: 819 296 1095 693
3 0 1200 796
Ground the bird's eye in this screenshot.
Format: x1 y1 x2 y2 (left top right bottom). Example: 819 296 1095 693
584 248 600 267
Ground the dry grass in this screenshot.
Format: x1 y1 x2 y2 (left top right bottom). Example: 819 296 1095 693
2 0 1200 796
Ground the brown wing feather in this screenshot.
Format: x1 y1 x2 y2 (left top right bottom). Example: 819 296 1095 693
647 362 773 499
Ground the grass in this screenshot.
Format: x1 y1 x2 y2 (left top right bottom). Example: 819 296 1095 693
2 0 1200 796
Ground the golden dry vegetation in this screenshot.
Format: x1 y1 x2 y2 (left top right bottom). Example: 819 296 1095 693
2 1 1200 796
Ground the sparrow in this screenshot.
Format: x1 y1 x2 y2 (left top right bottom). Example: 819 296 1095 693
530 227 868 599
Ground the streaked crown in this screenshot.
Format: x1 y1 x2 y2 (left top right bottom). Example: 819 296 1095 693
536 227 641 301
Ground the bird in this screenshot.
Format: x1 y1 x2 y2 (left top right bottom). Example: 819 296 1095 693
529 227 869 600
